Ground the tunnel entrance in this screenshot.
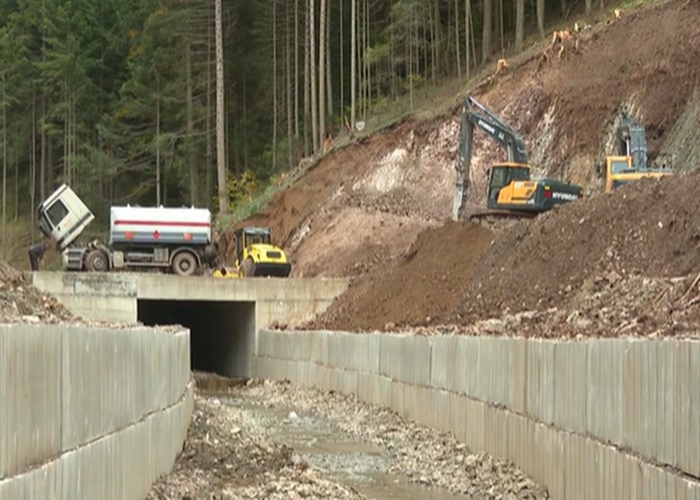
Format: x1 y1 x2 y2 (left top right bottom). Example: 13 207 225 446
137 300 256 378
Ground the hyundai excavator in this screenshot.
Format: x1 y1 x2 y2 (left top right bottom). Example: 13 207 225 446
600 111 674 193
453 96 583 227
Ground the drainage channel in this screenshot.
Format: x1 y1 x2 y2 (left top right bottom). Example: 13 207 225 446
219 392 468 500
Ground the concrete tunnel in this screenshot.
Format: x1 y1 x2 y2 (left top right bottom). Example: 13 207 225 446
137 299 256 378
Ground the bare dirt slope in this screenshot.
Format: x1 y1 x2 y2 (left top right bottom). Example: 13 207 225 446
228 0 700 283
311 169 700 338
311 222 495 331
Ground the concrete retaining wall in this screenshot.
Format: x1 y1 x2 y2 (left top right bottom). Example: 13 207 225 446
254 330 700 500
0 324 193 500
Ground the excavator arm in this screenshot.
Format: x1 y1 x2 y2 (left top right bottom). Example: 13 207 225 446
453 96 529 220
616 111 649 171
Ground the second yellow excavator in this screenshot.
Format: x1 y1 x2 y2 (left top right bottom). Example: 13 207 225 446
453 96 583 227
599 111 674 193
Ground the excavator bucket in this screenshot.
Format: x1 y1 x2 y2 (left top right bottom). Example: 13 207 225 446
251 262 292 278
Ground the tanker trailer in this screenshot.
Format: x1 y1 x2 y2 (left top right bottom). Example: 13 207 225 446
37 183 219 276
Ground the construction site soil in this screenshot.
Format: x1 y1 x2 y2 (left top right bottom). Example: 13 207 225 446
222 0 700 338
309 170 700 337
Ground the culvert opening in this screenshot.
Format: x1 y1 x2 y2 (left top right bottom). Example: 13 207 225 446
137 299 256 378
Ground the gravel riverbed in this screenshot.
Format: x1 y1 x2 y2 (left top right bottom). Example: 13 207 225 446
148 378 549 499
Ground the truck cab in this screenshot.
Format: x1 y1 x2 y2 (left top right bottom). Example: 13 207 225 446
37 184 95 250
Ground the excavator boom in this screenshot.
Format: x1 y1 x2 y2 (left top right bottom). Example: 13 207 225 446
454 96 581 226
453 97 529 220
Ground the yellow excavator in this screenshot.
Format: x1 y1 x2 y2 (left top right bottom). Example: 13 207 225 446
453 96 583 227
212 226 291 278
599 111 674 193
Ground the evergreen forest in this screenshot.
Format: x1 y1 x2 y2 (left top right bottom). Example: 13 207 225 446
0 0 609 249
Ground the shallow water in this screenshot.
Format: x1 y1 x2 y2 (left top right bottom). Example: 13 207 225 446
221 394 468 500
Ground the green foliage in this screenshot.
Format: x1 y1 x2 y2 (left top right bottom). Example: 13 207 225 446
215 175 282 232
225 170 258 210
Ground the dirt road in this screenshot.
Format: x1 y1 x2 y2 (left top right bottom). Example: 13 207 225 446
148 377 549 499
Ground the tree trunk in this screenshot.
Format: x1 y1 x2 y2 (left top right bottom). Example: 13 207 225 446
156 75 161 206
206 6 213 206
515 0 525 52
325 1 332 134
215 0 228 214
186 42 197 205
350 0 356 130
482 0 492 63
304 0 311 156
309 0 319 153
30 89 37 240
498 0 504 54
339 0 344 120
273 0 278 171
364 0 370 116
40 95 47 201
286 0 294 169
586 0 592 16
465 0 471 79
433 0 440 79
2 75 6 256
294 0 300 140
454 0 461 79
318 0 326 147
537 0 546 39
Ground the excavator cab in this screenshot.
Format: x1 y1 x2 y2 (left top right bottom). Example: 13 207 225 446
233 227 292 278
453 95 583 221
486 163 532 206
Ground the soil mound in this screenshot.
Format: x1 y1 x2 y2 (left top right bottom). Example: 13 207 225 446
308 222 493 331
310 169 700 337
454 170 700 323
0 261 73 323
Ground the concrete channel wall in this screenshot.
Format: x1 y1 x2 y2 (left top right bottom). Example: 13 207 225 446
254 330 700 500
0 324 194 500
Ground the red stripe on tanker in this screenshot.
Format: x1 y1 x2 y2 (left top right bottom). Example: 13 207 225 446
113 220 210 227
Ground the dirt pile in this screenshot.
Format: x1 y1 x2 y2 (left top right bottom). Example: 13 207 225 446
0 260 73 323
453 170 700 323
309 169 700 337
308 222 494 331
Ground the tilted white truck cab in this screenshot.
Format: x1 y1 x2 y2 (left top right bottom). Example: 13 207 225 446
37 184 219 275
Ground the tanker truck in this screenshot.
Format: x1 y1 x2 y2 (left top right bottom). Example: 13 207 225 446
36 184 219 276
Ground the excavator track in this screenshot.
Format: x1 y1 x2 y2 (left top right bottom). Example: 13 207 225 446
467 209 538 232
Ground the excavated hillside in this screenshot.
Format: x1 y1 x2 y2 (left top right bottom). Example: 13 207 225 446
227 0 700 284
310 169 700 337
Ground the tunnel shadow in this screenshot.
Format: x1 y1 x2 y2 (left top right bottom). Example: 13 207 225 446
137 300 256 378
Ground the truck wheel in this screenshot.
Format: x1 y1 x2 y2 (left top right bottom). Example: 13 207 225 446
85 249 109 272
240 257 256 277
173 252 198 276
